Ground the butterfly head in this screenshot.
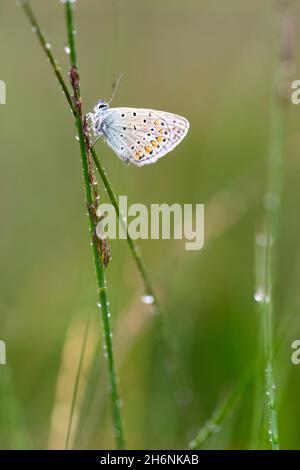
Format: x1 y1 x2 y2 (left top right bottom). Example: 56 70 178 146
94 99 109 114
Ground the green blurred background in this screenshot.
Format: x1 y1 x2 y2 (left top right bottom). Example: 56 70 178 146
1 0 300 450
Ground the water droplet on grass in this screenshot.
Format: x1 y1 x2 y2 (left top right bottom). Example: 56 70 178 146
255 233 270 248
141 294 154 305
254 289 264 303
209 423 220 434
254 289 270 304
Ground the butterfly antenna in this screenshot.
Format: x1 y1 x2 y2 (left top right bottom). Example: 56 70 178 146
108 74 123 105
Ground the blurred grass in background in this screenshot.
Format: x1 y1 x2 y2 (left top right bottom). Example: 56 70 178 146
1 0 300 449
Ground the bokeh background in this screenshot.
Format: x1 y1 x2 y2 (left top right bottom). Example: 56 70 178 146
1 0 300 450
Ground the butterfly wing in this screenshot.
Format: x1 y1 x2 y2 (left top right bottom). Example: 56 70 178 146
101 107 189 166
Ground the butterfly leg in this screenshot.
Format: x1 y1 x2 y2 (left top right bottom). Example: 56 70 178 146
90 134 103 148
85 112 104 147
85 113 97 133
85 112 95 124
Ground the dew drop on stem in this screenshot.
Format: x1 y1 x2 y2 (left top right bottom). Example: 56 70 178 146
141 294 154 305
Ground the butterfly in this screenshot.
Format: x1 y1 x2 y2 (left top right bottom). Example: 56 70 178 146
87 100 189 167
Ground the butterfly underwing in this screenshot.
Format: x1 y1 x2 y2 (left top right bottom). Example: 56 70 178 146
87 100 189 167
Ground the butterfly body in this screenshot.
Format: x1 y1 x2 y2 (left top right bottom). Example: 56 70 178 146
88 99 189 167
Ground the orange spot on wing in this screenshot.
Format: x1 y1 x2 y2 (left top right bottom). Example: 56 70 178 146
151 140 158 147
156 136 164 143
134 150 143 160
145 146 152 154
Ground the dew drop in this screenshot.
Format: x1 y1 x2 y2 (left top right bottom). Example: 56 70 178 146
209 423 220 434
254 289 264 303
64 45 71 55
255 233 269 248
141 294 154 305
45 42 52 50
254 289 270 304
